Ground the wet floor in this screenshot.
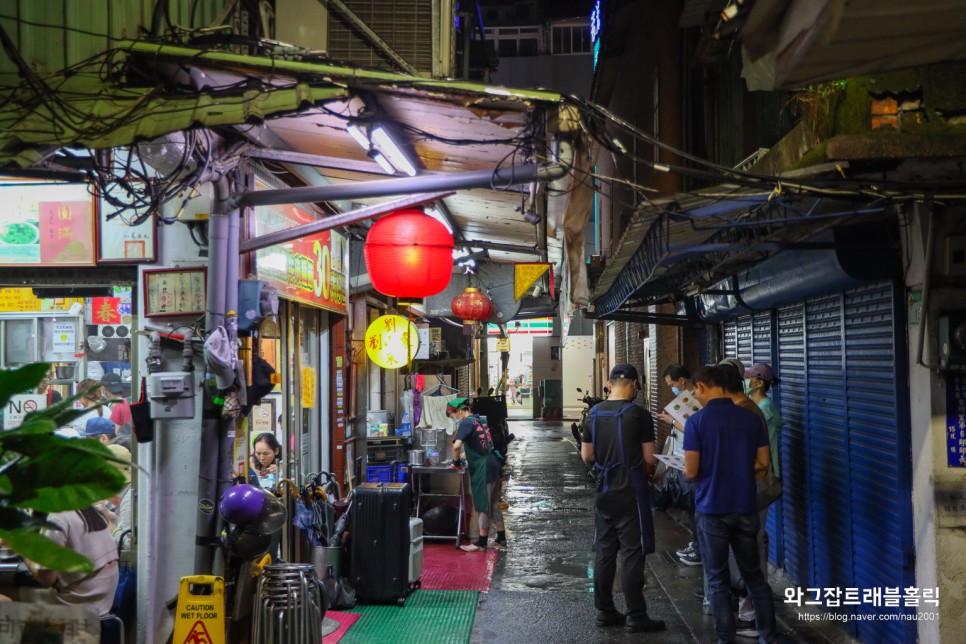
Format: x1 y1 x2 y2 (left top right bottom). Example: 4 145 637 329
471 419 841 644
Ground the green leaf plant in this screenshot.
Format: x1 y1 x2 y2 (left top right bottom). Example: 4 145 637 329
0 363 127 572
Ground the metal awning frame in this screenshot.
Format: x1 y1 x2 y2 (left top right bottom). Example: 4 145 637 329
591 190 889 318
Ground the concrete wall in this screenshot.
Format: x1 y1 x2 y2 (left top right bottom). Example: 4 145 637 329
903 203 966 643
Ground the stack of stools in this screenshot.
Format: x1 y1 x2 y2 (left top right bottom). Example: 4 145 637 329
252 563 324 644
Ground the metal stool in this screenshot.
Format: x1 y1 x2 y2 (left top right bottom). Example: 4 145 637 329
99 613 124 644
252 563 323 644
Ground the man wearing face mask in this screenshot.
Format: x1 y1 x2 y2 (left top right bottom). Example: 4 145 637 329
581 364 665 633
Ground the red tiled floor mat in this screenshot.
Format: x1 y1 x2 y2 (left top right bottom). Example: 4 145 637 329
419 542 499 591
322 610 360 643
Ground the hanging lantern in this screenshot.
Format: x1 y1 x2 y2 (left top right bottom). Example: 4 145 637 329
364 314 420 369
364 210 454 305
451 287 494 324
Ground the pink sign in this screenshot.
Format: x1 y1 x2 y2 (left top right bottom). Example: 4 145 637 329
39 200 95 265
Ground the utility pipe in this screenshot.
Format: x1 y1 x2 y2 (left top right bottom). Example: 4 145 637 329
916 203 939 369
239 191 454 254
195 175 233 575
231 140 574 209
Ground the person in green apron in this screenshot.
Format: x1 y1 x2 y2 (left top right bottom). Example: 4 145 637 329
447 398 506 552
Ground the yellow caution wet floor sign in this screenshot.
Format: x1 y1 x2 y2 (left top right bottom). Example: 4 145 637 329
173 575 225 644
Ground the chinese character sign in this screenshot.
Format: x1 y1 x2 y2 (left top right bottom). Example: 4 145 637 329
91 297 122 324
364 315 420 369
947 373 966 468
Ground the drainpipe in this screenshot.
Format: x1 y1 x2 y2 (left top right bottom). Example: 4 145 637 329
916 203 939 369
195 175 235 575
232 139 574 209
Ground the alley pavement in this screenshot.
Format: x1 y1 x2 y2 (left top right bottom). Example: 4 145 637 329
471 417 852 644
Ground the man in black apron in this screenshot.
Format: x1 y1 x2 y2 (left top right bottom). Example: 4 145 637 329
581 364 666 633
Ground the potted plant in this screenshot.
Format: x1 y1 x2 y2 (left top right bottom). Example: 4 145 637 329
0 363 127 572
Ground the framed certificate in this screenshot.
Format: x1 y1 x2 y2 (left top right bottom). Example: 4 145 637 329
97 202 157 263
143 267 207 318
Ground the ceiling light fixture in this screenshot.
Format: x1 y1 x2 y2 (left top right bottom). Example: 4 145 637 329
425 207 454 234
346 123 418 177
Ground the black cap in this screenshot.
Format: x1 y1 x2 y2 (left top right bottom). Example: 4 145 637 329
609 363 639 381
101 372 123 394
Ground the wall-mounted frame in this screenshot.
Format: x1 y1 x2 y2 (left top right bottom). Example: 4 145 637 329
0 180 96 267
143 267 207 318
251 397 277 438
97 197 158 263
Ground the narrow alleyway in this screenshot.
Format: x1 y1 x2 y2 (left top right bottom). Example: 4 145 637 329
470 419 844 644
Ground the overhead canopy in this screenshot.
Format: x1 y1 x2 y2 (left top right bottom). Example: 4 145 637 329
0 41 576 268
737 0 966 90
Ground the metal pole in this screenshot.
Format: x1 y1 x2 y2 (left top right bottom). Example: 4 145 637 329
231 140 574 209
195 176 232 574
239 191 454 254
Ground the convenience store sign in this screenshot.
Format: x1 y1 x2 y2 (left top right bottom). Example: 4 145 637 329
252 196 347 313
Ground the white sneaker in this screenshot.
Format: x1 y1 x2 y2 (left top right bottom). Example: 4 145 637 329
460 544 483 552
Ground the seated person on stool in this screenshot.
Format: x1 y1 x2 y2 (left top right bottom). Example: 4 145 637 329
0 506 119 617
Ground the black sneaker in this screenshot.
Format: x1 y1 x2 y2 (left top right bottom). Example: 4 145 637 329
735 619 759 638
595 610 625 627
625 615 666 633
692 585 705 599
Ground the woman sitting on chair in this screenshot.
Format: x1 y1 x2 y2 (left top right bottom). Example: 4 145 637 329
1 506 119 617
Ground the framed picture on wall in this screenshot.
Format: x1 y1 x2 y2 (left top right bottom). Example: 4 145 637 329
251 398 276 438
97 202 157 263
142 267 207 318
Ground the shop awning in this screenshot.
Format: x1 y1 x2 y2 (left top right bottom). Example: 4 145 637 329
0 41 574 268
588 185 888 320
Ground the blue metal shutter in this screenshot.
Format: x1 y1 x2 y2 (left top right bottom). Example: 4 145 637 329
843 282 915 642
736 313 753 365
777 301 809 583
804 293 855 597
724 312 780 563
722 319 738 359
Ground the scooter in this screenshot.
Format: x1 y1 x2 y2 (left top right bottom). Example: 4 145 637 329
570 387 604 444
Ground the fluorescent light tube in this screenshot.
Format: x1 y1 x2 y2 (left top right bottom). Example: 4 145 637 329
371 152 396 175
425 207 453 234
371 126 417 177
346 124 370 150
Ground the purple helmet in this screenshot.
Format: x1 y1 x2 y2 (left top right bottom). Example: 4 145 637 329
220 484 266 526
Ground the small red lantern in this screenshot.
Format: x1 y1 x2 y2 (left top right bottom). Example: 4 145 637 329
451 287 494 323
364 210 454 304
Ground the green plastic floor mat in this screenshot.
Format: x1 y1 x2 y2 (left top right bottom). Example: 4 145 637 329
342 590 479 644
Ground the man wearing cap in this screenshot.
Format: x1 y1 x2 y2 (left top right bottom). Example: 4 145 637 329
83 417 117 445
447 398 507 551
101 373 133 438
683 365 777 643
580 364 665 633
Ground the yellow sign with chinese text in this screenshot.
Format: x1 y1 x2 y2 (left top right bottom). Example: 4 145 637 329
301 367 316 408
364 315 419 369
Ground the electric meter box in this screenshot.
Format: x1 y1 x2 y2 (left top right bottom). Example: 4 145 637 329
147 372 196 419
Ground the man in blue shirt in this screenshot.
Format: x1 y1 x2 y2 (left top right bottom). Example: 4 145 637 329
683 365 777 644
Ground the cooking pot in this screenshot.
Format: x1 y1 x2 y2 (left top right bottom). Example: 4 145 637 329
408 449 425 466
55 365 75 380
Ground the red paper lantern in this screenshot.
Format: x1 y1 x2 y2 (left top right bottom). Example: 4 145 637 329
451 287 494 323
364 210 454 303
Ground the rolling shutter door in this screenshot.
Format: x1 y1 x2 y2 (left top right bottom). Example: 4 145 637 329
843 283 914 642
777 301 809 583
804 294 854 597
